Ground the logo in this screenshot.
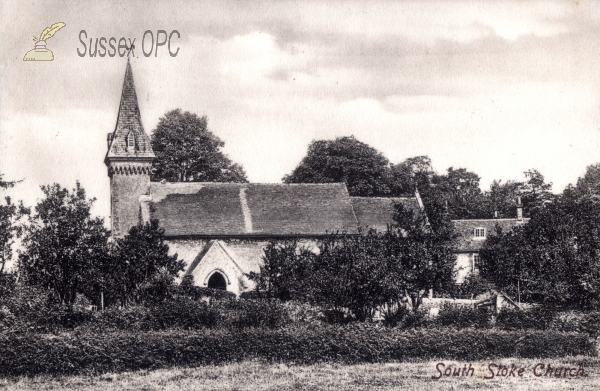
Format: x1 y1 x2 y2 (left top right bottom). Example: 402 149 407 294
23 22 66 61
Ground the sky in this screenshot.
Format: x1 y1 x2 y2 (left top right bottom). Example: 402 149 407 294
1 0 600 221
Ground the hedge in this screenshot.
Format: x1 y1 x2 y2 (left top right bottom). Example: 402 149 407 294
0 325 595 377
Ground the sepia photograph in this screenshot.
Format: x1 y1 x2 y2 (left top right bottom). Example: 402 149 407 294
1 1 600 390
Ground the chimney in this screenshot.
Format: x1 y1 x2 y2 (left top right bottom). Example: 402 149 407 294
516 196 523 221
107 133 113 148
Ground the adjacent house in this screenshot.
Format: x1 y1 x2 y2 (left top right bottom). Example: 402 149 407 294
452 199 528 283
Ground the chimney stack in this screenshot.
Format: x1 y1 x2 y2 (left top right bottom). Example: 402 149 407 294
516 196 523 221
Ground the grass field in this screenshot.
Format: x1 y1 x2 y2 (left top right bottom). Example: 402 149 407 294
1 357 599 391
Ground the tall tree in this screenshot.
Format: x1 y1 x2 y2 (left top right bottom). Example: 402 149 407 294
575 163 600 199
485 179 523 219
389 202 457 310
0 174 29 273
423 167 489 220
389 155 434 196
18 182 109 307
151 109 248 183
519 169 554 216
283 136 392 196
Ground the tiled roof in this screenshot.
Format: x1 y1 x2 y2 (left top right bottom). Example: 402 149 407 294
351 197 421 232
150 182 360 237
105 60 155 161
452 218 529 252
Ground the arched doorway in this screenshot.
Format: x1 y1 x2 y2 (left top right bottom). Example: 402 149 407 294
207 271 227 290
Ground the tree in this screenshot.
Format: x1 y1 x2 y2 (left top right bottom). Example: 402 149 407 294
309 231 400 321
388 202 457 310
247 239 313 301
485 179 523 219
519 169 554 216
575 163 600 199
108 219 184 306
388 155 434 196
480 192 600 309
0 174 29 273
430 167 489 220
18 182 109 307
283 136 392 196
151 109 248 183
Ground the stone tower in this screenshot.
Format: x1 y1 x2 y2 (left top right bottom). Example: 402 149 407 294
105 60 155 237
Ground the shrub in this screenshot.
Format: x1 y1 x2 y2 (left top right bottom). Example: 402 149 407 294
382 305 410 328
401 308 430 329
0 326 594 377
1 284 94 332
321 308 355 325
176 279 236 302
281 301 323 324
436 303 491 329
496 307 556 330
551 311 600 338
216 299 291 329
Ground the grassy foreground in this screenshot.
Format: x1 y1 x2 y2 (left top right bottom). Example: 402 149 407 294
1 357 599 391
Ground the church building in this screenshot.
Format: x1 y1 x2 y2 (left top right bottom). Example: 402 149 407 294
105 61 424 295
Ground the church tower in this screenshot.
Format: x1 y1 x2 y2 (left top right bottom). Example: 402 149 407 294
105 60 155 237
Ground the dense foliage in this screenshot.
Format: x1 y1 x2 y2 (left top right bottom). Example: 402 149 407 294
18 183 110 307
0 325 593 377
480 188 600 310
151 109 248 183
283 136 392 196
249 202 456 319
283 136 554 220
104 219 185 307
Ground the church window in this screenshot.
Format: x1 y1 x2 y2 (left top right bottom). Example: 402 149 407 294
207 271 227 290
474 227 486 239
127 132 136 151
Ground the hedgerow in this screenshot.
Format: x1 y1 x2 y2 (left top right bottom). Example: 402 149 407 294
436 303 492 329
0 325 594 377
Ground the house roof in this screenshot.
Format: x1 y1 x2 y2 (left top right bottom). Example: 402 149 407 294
351 197 420 232
150 182 361 237
105 60 155 162
452 218 529 252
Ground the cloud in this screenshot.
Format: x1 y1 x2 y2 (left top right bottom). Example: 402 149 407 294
2 0 600 221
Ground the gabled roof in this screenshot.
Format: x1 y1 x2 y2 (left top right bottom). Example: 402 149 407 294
452 218 529 252
150 182 360 237
351 197 421 232
105 60 155 162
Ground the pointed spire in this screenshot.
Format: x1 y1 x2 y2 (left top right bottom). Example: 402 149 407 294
105 59 155 162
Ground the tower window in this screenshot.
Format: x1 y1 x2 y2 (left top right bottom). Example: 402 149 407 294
127 132 136 151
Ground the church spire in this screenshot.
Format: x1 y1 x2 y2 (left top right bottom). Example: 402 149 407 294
105 59 155 163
